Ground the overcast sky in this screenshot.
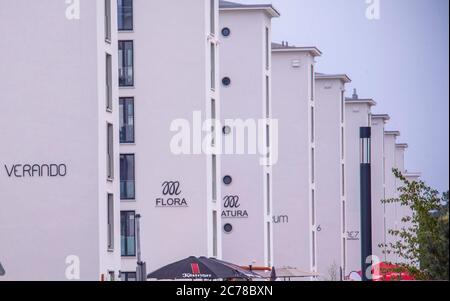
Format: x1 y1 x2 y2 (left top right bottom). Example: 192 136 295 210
238 0 449 193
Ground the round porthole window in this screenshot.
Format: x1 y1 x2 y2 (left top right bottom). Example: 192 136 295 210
224 223 233 234
223 175 233 185
221 27 231 37
222 77 231 86
223 126 232 135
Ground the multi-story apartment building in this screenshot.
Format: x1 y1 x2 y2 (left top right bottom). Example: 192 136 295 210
315 74 351 280
383 130 402 263
272 43 322 274
117 0 221 278
218 0 279 268
344 91 376 276
0 0 422 282
393 143 419 264
371 114 391 262
0 0 121 280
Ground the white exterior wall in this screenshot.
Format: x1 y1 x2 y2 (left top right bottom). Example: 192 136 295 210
0 0 121 280
219 8 274 268
315 77 348 280
119 0 221 274
370 116 389 262
394 144 411 264
383 132 400 263
272 50 317 273
344 100 374 275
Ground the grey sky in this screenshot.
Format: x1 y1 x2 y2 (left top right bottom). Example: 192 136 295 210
238 0 449 193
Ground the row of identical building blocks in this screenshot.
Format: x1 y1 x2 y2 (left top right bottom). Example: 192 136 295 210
0 0 420 280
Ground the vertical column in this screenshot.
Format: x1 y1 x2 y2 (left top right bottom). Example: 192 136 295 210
360 127 372 281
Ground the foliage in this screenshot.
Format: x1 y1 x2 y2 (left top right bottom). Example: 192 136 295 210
380 169 449 280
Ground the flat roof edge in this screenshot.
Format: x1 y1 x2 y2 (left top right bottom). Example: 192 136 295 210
345 98 377 106
316 73 352 83
272 47 322 57
385 131 401 137
219 5 281 18
396 143 409 149
405 172 422 178
372 114 391 121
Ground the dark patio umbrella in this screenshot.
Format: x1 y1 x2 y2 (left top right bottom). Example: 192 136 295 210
207 258 262 280
147 256 259 280
0 262 5 276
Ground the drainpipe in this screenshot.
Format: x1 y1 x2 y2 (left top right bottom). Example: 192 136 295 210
360 127 373 281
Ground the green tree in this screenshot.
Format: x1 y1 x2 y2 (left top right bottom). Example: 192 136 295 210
380 169 449 280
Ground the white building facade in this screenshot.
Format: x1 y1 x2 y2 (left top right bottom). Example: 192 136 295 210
315 74 351 280
117 0 222 277
219 0 279 268
370 114 391 262
271 44 321 274
0 0 422 282
344 93 376 276
0 0 121 281
383 130 402 263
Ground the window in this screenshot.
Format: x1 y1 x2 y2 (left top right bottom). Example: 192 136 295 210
212 211 218 257
105 0 111 41
342 238 347 270
222 77 231 86
341 91 345 124
267 222 271 267
223 175 232 185
265 27 270 70
119 98 135 143
266 76 270 118
106 54 113 110
212 155 217 201
119 41 134 87
107 194 114 250
342 164 345 196
223 126 232 135
120 154 135 200
342 201 346 234
311 65 315 101
224 223 233 234
311 189 316 225
107 123 114 180
120 211 136 256
211 43 216 90
210 0 215 35
211 99 216 146
341 127 345 160
266 173 271 215
312 231 316 267
221 27 231 37
311 148 315 184
121 272 137 281
118 0 133 31
311 107 315 143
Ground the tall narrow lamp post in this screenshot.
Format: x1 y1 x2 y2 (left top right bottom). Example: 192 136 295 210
135 214 147 281
360 127 373 281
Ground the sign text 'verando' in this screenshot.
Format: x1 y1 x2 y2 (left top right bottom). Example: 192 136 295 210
3 164 67 178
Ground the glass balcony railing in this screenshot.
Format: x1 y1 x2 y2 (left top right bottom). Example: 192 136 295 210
120 180 135 200
120 125 135 144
